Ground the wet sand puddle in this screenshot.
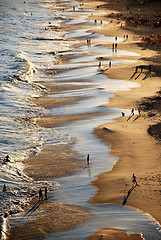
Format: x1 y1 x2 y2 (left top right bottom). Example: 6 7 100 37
40 1 161 240
4 0 161 239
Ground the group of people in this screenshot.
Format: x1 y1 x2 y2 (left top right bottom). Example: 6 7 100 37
125 14 161 28
141 34 161 45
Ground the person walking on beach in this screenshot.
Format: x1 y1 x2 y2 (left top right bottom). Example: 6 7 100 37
109 61 111 68
98 61 101 68
3 184 6 193
131 108 134 116
45 187 48 200
132 174 138 185
87 154 90 165
39 188 43 201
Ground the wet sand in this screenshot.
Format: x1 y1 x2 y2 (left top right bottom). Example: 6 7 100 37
9 200 89 240
88 227 143 240
8 0 161 239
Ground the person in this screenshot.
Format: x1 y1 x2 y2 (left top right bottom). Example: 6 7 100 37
131 108 134 116
135 66 138 72
87 154 90 165
132 174 137 185
115 43 117 49
140 65 143 73
39 188 43 201
3 184 6 193
109 61 111 68
112 43 115 50
149 64 152 73
98 61 101 68
45 187 48 200
4 155 10 162
121 112 125 117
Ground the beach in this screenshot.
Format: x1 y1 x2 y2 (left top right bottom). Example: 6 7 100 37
5 0 161 239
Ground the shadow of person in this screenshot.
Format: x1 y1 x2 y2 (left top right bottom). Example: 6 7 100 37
135 73 141 80
24 200 42 217
129 71 137 80
122 184 137 206
133 115 140 122
127 115 132 121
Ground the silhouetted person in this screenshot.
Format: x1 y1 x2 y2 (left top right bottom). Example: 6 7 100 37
98 61 101 68
131 108 134 116
45 187 48 200
135 66 138 72
3 184 6 193
39 188 43 200
132 174 137 185
149 64 152 73
87 154 90 165
4 155 10 162
140 65 143 73
109 61 111 68
121 112 125 117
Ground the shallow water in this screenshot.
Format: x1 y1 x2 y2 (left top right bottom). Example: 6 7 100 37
0 0 161 239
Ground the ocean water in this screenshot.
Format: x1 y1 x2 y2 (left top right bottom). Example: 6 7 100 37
0 0 72 219
0 0 161 239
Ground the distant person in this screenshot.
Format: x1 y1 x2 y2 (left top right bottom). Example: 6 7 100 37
149 64 152 73
45 187 48 200
4 155 10 162
3 184 6 193
135 66 138 72
39 188 43 201
98 61 101 68
131 108 134 116
109 61 112 68
140 65 143 73
121 112 125 117
132 174 138 185
87 154 90 165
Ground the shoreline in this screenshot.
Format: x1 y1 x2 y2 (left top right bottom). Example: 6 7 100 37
87 0 161 233
7 0 161 239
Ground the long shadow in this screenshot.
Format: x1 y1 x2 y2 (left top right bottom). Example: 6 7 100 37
129 72 137 80
127 115 132 121
142 74 149 81
135 73 141 80
133 115 140 122
24 200 43 217
122 184 137 206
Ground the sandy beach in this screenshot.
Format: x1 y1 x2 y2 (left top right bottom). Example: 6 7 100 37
7 0 161 239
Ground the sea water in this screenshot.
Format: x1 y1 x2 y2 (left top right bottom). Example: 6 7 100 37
0 0 161 239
